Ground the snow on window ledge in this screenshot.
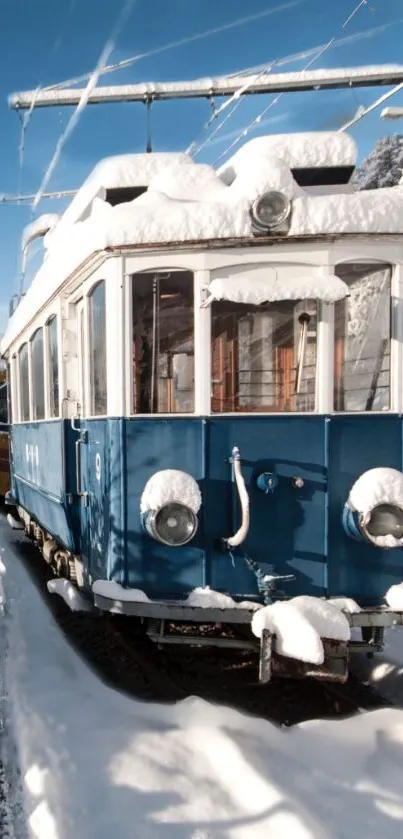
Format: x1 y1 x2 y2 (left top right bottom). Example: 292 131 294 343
202 274 349 307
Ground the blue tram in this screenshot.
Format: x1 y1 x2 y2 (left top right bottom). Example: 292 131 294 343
3 131 403 682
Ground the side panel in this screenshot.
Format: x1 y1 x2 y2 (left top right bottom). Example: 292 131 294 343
11 421 75 550
206 416 327 598
78 419 112 586
327 414 403 604
124 418 205 598
0 430 10 497
11 414 403 608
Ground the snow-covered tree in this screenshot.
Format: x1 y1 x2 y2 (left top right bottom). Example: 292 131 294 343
353 134 403 190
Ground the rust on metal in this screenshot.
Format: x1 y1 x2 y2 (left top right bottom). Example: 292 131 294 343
259 629 272 684
269 638 349 684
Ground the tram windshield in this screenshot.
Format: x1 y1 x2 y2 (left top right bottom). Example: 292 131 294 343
211 299 317 413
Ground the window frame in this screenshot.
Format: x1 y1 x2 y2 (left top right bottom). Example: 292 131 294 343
46 315 60 418
30 326 46 421
87 279 107 417
129 269 196 417
10 355 18 423
18 342 30 422
333 260 393 415
210 297 319 415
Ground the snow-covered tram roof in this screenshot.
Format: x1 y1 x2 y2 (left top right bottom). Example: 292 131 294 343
3 130 403 352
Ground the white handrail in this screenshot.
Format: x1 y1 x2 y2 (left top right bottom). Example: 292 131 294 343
227 447 250 548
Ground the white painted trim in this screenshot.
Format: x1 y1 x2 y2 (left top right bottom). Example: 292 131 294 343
5 240 403 356
83 296 91 419
329 240 403 266
123 252 206 278
391 263 403 413
27 341 33 422
75 299 85 416
316 301 334 413
2 250 111 353
10 355 18 424
117 259 126 417
43 324 50 419
10 301 63 349
123 267 133 416
194 270 211 415
5 238 403 356
105 262 123 416
55 309 63 419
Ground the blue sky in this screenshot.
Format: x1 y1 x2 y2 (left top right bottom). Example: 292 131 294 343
1 0 403 332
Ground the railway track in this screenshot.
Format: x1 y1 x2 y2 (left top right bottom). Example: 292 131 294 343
12 532 392 726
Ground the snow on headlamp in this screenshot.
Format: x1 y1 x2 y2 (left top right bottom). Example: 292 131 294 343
140 469 201 547
250 191 291 233
342 467 403 548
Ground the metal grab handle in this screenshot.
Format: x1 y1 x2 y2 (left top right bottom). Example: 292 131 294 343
295 312 311 395
75 431 88 500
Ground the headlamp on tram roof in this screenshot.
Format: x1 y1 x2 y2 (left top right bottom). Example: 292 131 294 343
142 502 198 546
250 191 291 235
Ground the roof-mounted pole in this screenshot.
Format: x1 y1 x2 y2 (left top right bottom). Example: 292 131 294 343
8 64 403 110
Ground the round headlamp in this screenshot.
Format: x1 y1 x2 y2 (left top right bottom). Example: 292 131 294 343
362 503 403 543
250 191 291 232
143 502 198 546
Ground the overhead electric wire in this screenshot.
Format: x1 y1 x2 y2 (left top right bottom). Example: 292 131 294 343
42 0 307 93
32 0 137 213
186 13 403 157
186 62 279 156
17 0 77 195
224 18 403 81
211 0 372 165
338 79 403 131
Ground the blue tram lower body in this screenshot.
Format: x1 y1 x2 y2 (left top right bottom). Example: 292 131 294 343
9 414 403 607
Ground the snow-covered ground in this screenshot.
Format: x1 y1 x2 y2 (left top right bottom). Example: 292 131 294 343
351 626 403 710
2 517 403 839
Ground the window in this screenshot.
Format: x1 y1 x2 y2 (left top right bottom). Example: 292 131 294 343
334 263 391 411
211 299 317 413
31 328 45 420
132 271 194 414
18 343 30 421
0 379 7 425
47 316 59 417
88 282 107 415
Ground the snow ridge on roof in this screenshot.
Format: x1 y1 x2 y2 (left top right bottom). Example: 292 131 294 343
219 132 357 184
54 152 189 233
